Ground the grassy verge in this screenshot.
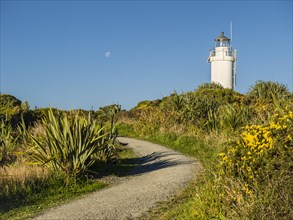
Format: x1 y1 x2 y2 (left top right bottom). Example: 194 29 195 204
118 123 224 166
1 178 107 220
118 123 225 219
142 139 223 220
139 174 225 220
0 145 136 220
118 118 293 219
138 133 225 219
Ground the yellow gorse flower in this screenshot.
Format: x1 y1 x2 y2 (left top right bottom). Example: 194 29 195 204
217 110 292 210
240 125 273 155
219 111 292 182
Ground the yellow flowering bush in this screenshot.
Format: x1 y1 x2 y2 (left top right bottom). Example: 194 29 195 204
220 111 292 182
219 125 273 184
217 111 293 218
217 109 293 219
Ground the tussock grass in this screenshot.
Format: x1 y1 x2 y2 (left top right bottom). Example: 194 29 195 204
0 163 49 194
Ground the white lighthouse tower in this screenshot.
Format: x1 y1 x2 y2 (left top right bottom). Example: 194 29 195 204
208 32 237 89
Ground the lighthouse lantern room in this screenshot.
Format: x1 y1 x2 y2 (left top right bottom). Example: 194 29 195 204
208 32 237 89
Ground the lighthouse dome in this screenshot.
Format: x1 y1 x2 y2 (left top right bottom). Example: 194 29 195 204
215 32 230 41
214 32 230 47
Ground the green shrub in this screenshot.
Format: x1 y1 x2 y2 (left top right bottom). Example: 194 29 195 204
247 80 290 101
0 94 21 110
0 118 18 168
219 104 247 132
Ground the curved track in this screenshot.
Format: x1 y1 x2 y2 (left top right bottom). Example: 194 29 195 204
34 138 201 220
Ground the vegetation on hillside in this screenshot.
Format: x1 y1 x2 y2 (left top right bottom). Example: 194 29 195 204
1 80 292 219
119 80 293 219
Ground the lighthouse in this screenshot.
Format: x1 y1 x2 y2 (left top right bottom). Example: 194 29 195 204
208 32 237 89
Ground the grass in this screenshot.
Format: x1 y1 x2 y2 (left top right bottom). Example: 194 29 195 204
1 177 107 220
147 132 223 166
118 125 232 219
118 123 225 166
139 175 225 220
120 112 293 219
132 136 221 219
0 145 136 220
89 147 137 178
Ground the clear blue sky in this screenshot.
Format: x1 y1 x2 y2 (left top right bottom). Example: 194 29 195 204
1 0 292 110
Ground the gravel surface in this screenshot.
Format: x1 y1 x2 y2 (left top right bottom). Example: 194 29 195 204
33 137 201 220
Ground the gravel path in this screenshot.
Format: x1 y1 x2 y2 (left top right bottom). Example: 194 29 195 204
34 137 201 220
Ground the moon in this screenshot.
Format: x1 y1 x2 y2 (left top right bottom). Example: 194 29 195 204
105 51 111 58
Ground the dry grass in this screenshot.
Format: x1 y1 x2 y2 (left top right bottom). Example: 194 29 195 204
29 121 45 137
0 161 50 195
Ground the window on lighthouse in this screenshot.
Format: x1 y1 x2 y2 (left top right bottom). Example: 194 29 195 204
216 41 230 47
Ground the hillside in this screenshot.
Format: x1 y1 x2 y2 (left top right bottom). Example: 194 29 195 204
1 81 292 219
118 81 293 219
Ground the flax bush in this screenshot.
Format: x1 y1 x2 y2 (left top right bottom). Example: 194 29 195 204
219 104 248 132
28 109 111 188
